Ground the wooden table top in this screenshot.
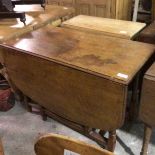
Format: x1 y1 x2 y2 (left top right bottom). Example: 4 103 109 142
63 15 146 40
0 5 74 43
3 26 155 84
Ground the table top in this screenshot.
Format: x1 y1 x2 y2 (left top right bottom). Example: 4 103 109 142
0 5 74 43
3 26 155 84
63 15 146 40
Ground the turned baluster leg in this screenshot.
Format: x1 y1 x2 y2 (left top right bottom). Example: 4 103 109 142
40 106 47 121
24 96 32 112
141 125 152 155
107 130 116 152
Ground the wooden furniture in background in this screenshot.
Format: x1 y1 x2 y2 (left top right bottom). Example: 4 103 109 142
0 5 74 43
0 26 154 151
137 21 155 44
47 0 132 20
63 15 146 40
35 133 115 155
139 63 155 155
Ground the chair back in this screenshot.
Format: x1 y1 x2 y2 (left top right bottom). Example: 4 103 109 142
34 134 115 155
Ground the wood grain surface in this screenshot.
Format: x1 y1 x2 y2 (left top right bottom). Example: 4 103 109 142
62 15 146 40
35 134 115 155
0 26 154 130
47 0 132 20
0 5 74 43
0 45 126 130
2 26 155 84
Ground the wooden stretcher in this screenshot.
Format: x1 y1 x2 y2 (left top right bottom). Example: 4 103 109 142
0 26 154 151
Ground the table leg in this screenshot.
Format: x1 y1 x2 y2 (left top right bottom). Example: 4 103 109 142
21 100 117 151
107 130 116 152
141 125 152 155
24 96 32 112
0 138 4 155
129 73 140 121
40 106 47 121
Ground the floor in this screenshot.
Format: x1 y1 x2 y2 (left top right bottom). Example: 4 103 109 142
0 102 155 155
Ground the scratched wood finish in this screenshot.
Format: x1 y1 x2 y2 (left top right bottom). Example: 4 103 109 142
0 45 126 130
140 62 155 127
47 0 132 20
35 134 115 155
3 26 155 84
0 5 74 43
63 15 146 40
0 26 154 131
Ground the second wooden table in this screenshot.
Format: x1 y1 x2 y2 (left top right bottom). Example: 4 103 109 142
62 15 146 40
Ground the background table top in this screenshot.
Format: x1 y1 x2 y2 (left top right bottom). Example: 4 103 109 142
0 5 74 43
63 15 146 40
3 26 154 84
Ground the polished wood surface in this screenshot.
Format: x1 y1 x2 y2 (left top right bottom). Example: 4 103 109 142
47 0 132 20
140 62 155 127
63 15 146 40
35 134 115 155
0 44 126 130
0 5 74 43
2 26 154 84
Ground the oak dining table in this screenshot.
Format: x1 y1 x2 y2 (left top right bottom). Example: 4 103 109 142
0 25 154 151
